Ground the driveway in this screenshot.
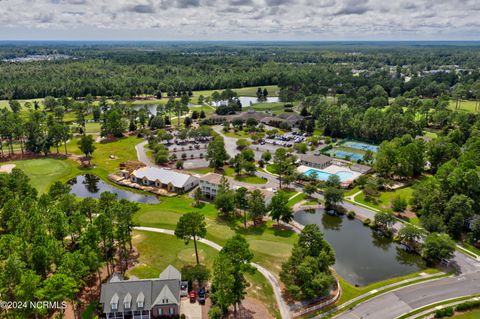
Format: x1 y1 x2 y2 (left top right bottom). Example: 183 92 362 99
181 298 203 319
135 140 156 167
134 226 292 319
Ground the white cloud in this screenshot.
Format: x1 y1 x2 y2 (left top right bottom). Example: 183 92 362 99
0 0 478 40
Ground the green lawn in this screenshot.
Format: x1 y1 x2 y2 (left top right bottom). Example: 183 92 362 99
224 130 254 138
223 167 268 184
133 196 297 277
188 85 280 101
8 158 81 194
86 136 143 176
265 164 276 174
84 122 101 135
287 193 305 207
449 100 479 113
128 230 280 318
233 85 280 97
6 135 142 194
344 186 361 197
354 186 414 211
453 309 480 318
127 230 219 278
423 130 438 139
186 167 214 175
250 102 287 114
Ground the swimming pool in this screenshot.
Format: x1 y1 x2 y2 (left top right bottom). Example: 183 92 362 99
304 169 354 182
330 150 364 161
343 141 379 152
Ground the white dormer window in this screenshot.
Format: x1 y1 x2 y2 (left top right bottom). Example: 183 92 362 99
110 293 119 311
137 291 145 309
123 292 132 310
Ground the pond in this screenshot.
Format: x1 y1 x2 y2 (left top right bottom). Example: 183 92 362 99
294 209 425 286
216 96 280 107
133 96 280 115
68 174 160 204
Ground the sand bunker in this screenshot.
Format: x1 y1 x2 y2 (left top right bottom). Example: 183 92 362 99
0 164 16 173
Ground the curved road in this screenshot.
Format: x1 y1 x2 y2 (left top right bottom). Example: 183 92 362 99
134 226 291 319
332 251 480 319
135 138 480 319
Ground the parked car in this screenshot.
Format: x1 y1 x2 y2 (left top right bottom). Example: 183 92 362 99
189 290 197 303
198 288 206 305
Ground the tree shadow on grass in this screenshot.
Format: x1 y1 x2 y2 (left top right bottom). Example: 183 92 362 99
271 223 296 238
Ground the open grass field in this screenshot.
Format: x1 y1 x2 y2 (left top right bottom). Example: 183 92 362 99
452 309 480 318
128 230 219 278
223 167 268 184
223 130 255 138
354 186 414 211
128 230 280 318
449 100 479 113
233 85 280 97
8 158 81 193
250 102 287 114
133 196 297 276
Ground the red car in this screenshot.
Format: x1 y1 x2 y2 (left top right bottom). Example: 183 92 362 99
189 290 197 303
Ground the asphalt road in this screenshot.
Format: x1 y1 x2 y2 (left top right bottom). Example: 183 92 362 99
137 135 480 319
333 251 480 319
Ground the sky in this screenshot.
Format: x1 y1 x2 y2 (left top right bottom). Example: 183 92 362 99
0 0 479 41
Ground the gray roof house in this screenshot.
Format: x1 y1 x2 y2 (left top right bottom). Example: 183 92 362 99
100 265 187 319
130 167 199 193
298 154 333 169
199 172 274 204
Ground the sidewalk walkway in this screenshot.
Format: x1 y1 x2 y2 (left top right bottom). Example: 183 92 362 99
134 226 292 319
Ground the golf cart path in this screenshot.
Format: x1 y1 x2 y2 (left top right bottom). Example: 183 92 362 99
134 226 291 319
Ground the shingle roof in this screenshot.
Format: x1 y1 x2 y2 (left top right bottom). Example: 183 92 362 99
159 265 181 280
199 172 224 185
100 265 182 314
299 154 333 166
132 167 198 188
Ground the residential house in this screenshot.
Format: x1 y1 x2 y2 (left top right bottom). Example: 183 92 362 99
199 172 274 204
100 265 188 319
199 172 224 199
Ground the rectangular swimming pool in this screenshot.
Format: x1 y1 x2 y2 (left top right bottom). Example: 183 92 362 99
304 168 354 182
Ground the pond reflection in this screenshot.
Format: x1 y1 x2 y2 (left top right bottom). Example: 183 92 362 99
294 208 425 286
68 174 160 204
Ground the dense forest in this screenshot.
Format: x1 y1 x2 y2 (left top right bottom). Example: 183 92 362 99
1 42 480 99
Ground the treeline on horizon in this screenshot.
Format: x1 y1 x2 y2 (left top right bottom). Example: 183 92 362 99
1 44 480 99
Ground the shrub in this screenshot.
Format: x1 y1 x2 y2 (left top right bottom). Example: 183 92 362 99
336 205 347 215
363 218 371 226
434 307 453 318
455 300 480 312
347 211 356 219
